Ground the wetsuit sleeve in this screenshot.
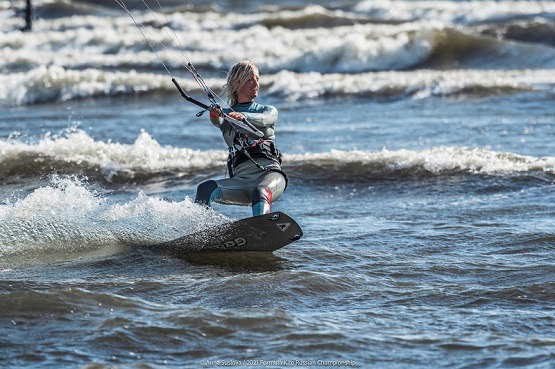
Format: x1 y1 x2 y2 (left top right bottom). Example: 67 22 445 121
242 105 278 128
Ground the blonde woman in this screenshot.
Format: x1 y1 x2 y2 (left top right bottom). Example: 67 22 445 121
194 61 287 217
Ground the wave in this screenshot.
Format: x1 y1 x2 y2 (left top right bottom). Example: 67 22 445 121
479 19 555 47
9 0 555 27
265 69 555 101
1 130 553 185
286 147 555 182
0 130 226 182
427 27 555 69
257 4 382 29
2 9 554 77
4 18 435 73
0 176 229 261
0 66 174 105
257 1 555 50
353 0 555 26
3 66 553 106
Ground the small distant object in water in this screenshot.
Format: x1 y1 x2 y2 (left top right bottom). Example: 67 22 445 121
21 0 33 32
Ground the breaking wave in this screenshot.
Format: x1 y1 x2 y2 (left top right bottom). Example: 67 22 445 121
0 129 226 182
286 147 555 182
1 6 555 75
1 130 553 185
2 66 554 106
2 20 554 74
264 69 555 101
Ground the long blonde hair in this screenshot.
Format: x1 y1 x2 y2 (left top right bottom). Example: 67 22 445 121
222 60 259 106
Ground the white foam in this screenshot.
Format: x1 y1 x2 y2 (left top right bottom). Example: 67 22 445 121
265 69 555 101
0 176 229 257
0 129 227 179
265 23 435 73
0 65 173 105
286 147 555 175
4 129 552 176
2 66 554 105
0 10 454 75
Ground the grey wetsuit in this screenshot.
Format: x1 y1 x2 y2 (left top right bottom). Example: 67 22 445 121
194 101 287 216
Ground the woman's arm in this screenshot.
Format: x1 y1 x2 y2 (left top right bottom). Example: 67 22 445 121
242 105 278 128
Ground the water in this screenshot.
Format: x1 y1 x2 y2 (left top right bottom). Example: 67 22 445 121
1 0 554 368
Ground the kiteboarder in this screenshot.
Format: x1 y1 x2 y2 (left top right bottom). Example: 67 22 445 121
194 61 287 216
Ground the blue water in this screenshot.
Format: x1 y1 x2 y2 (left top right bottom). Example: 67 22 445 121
1 1 554 368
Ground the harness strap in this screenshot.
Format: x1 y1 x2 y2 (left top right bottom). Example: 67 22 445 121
227 139 288 190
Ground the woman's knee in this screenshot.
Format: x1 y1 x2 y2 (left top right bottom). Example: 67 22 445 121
251 186 273 216
252 186 272 205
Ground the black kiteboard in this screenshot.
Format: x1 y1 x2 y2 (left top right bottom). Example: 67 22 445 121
154 212 302 254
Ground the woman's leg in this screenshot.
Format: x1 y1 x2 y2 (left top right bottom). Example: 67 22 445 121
250 172 286 216
194 180 222 206
195 171 286 216
251 186 272 216
195 177 251 208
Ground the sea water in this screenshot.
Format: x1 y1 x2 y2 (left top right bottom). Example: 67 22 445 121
0 0 554 368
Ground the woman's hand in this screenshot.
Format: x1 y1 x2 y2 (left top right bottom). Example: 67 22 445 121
228 111 245 121
209 105 245 121
209 104 223 118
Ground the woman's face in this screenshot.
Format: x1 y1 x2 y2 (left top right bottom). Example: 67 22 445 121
237 71 260 103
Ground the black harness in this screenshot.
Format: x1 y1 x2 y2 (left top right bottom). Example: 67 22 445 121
227 137 288 189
